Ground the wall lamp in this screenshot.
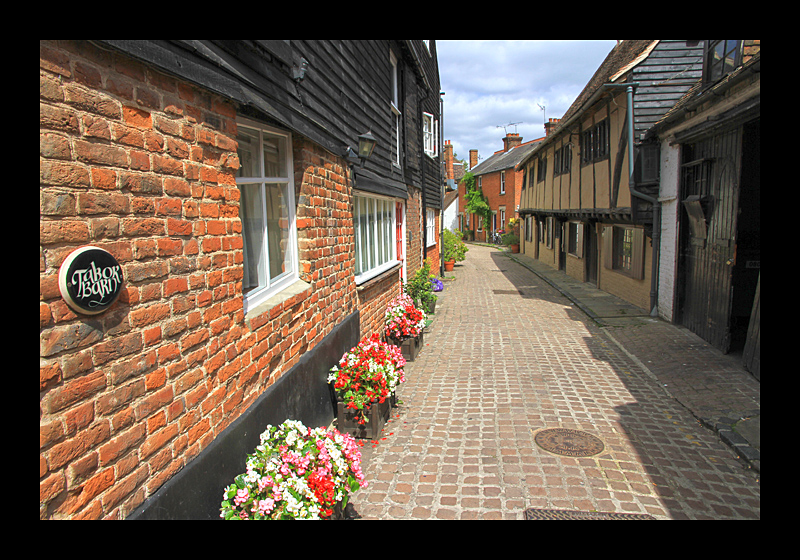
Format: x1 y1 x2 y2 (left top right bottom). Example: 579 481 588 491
345 130 377 167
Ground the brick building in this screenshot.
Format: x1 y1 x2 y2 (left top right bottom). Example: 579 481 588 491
457 133 540 241
40 40 441 519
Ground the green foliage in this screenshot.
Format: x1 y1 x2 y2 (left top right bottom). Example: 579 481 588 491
462 171 492 232
501 232 520 246
443 228 468 262
404 260 437 314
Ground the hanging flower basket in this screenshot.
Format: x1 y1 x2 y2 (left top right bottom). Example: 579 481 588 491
219 420 367 520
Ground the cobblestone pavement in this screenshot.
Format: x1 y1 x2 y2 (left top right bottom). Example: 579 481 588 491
346 244 759 520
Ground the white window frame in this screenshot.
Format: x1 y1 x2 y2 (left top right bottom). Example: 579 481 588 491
236 119 298 313
500 171 506 194
423 112 438 158
426 208 436 247
390 51 401 167
354 192 399 285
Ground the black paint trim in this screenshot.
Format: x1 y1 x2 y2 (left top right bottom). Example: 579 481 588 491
128 311 360 520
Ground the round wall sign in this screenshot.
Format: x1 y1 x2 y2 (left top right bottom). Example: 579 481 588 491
58 246 124 315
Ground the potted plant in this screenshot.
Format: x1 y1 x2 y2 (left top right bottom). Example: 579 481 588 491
219 420 367 520
501 232 520 253
328 333 406 436
384 292 427 361
405 261 437 314
443 229 468 271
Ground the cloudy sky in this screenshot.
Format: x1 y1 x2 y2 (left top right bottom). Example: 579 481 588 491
437 40 618 167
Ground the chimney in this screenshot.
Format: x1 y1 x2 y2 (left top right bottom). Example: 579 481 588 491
503 132 523 152
469 149 478 170
544 118 561 137
444 140 454 180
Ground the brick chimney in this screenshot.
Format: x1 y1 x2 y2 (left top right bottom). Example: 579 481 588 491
544 118 561 137
444 140 454 180
503 133 523 152
469 149 478 170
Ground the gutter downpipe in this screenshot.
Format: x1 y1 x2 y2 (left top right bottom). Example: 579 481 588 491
613 82 660 317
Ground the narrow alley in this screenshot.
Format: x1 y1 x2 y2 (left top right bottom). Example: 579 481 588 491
348 244 760 520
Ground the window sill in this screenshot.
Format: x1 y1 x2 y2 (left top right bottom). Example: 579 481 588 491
244 277 311 331
356 262 401 292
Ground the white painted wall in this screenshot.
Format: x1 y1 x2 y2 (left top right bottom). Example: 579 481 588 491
657 139 681 322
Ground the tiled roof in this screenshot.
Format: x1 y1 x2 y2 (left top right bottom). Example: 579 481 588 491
470 139 542 176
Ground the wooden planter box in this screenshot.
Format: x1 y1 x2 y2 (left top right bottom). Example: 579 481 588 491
336 397 391 440
387 333 423 362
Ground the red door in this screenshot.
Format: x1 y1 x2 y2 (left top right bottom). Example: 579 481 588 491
395 202 404 263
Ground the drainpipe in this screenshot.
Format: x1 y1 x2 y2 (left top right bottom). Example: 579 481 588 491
619 82 660 317
440 91 445 278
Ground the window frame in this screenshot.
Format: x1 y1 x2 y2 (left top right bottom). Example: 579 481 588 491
567 221 584 258
235 119 298 314
354 192 399 285
613 226 633 272
554 144 572 176
423 112 438 158
603 225 645 280
426 208 436 247
581 119 610 165
500 170 506 194
536 155 547 183
705 40 742 83
390 51 402 167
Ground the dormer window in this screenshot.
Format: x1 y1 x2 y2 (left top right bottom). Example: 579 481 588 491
705 40 741 83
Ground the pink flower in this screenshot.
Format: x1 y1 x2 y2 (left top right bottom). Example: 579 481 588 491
257 498 275 515
234 488 249 506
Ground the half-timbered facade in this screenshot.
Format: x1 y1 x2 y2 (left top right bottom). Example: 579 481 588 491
517 40 704 313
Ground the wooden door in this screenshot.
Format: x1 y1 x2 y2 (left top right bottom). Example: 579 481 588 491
676 128 741 352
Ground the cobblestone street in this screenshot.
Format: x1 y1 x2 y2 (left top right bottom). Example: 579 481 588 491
348 244 760 520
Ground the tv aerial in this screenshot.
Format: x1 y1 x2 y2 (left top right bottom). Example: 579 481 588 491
497 122 522 135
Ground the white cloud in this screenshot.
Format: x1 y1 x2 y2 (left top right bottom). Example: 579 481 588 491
438 40 617 166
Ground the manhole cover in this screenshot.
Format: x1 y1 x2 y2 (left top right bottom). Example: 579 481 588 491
524 508 654 520
534 428 604 457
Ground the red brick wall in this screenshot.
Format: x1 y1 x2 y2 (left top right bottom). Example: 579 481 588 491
479 169 522 233
357 269 402 339
39 41 360 519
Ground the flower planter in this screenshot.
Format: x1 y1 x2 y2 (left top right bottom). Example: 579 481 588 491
219 420 366 520
426 298 436 315
444 260 455 272
388 332 423 362
510 244 519 253
337 396 391 439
